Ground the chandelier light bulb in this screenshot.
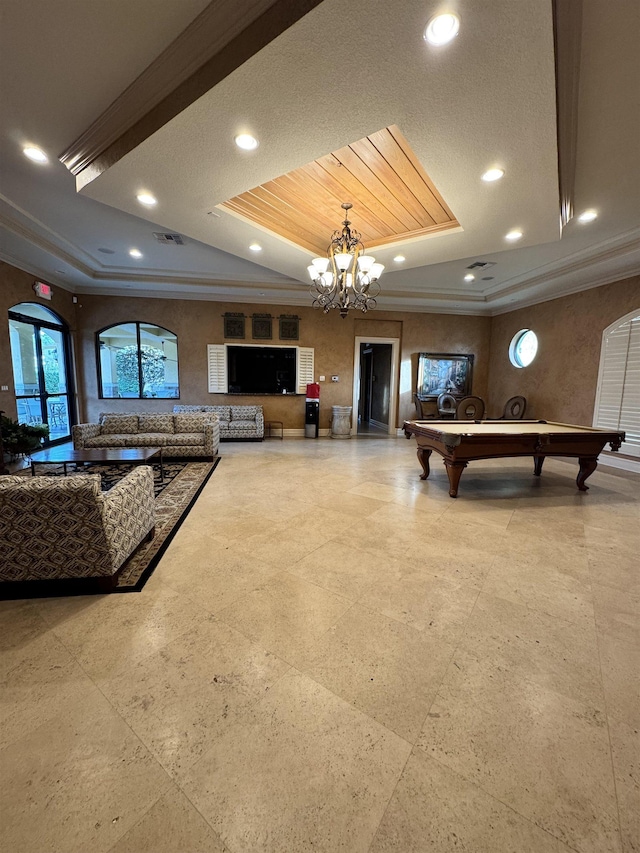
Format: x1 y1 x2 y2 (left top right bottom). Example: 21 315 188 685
312 257 330 273
357 255 375 272
369 262 385 279
335 252 352 272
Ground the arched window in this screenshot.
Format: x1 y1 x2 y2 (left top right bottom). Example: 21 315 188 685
97 322 179 399
8 302 74 445
593 309 640 457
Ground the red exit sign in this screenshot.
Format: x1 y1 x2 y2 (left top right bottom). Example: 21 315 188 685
33 281 52 300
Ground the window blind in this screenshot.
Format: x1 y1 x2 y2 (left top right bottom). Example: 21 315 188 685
593 312 640 457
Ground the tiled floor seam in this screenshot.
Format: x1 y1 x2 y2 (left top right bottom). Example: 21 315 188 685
421 752 586 853
364 586 486 852
592 611 626 853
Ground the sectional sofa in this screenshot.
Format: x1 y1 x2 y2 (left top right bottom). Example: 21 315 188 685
73 412 220 458
173 405 264 440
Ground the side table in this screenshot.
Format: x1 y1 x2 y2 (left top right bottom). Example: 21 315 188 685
265 420 284 439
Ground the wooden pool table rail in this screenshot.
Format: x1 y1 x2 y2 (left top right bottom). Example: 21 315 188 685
403 419 625 497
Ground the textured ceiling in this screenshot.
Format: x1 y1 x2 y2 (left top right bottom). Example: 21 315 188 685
1 0 639 315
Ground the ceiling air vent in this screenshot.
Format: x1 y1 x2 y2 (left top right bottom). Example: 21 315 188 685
466 260 496 270
152 232 184 245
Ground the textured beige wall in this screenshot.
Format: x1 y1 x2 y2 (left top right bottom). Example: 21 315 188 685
10 257 634 433
75 295 492 429
0 262 77 420
487 275 640 424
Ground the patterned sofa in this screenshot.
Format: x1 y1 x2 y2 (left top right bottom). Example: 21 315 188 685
173 405 264 440
73 412 220 458
0 467 155 590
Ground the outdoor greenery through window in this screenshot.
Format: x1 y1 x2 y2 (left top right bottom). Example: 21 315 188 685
97 322 179 398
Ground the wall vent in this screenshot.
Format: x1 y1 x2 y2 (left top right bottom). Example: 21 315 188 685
152 232 185 245
466 260 496 270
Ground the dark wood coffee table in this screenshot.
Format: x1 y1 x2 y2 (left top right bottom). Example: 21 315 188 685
30 447 164 480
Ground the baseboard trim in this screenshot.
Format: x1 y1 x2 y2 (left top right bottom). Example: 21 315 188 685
599 453 640 474
283 428 332 437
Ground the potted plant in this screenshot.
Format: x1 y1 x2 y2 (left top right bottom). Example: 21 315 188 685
0 415 49 459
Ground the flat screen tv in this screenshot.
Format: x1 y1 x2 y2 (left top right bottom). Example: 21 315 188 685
227 345 296 394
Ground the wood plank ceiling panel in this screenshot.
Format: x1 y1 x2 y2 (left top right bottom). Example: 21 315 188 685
218 125 459 255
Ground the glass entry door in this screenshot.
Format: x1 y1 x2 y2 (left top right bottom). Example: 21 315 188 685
8 304 73 445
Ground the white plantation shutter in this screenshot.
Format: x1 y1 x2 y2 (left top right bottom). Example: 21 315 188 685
593 312 640 457
207 344 227 393
296 346 314 394
620 317 640 455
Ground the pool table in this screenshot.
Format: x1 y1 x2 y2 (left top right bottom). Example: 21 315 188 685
403 419 625 497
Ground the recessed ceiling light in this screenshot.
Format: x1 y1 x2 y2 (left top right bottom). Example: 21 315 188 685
23 146 48 163
249 243 262 252
481 168 504 182
129 249 143 259
505 229 523 241
394 255 405 263
578 209 598 223
136 192 157 206
235 134 259 151
424 13 460 46
464 273 475 282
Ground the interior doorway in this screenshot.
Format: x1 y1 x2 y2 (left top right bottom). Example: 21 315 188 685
352 336 400 436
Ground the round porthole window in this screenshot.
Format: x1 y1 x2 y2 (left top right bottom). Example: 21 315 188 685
509 329 538 368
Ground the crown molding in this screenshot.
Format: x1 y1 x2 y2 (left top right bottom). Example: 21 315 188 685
488 266 640 316
0 198 97 277
483 227 640 303
0 249 75 293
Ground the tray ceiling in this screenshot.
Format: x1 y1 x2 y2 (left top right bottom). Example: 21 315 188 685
218 126 460 255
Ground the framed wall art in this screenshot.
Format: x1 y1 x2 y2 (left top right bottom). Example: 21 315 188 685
279 314 300 341
416 352 474 399
252 313 272 340
223 312 245 339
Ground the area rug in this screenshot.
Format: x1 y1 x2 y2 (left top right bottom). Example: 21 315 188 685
115 459 218 592
6 458 219 595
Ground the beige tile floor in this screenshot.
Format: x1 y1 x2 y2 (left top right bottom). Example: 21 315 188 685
1 438 638 853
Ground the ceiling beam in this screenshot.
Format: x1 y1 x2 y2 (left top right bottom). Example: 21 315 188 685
553 0 583 229
59 0 324 189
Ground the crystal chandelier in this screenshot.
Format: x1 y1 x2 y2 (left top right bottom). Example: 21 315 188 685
307 203 384 318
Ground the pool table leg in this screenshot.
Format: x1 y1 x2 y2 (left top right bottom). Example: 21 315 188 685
533 455 545 476
577 456 598 491
417 447 432 480
444 460 467 498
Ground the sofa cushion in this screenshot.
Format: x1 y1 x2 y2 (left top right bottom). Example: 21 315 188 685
231 406 260 420
121 433 187 447
174 412 210 433
171 432 205 446
207 406 231 421
138 414 174 434
101 414 139 434
173 405 205 413
229 419 258 430
85 434 131 447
